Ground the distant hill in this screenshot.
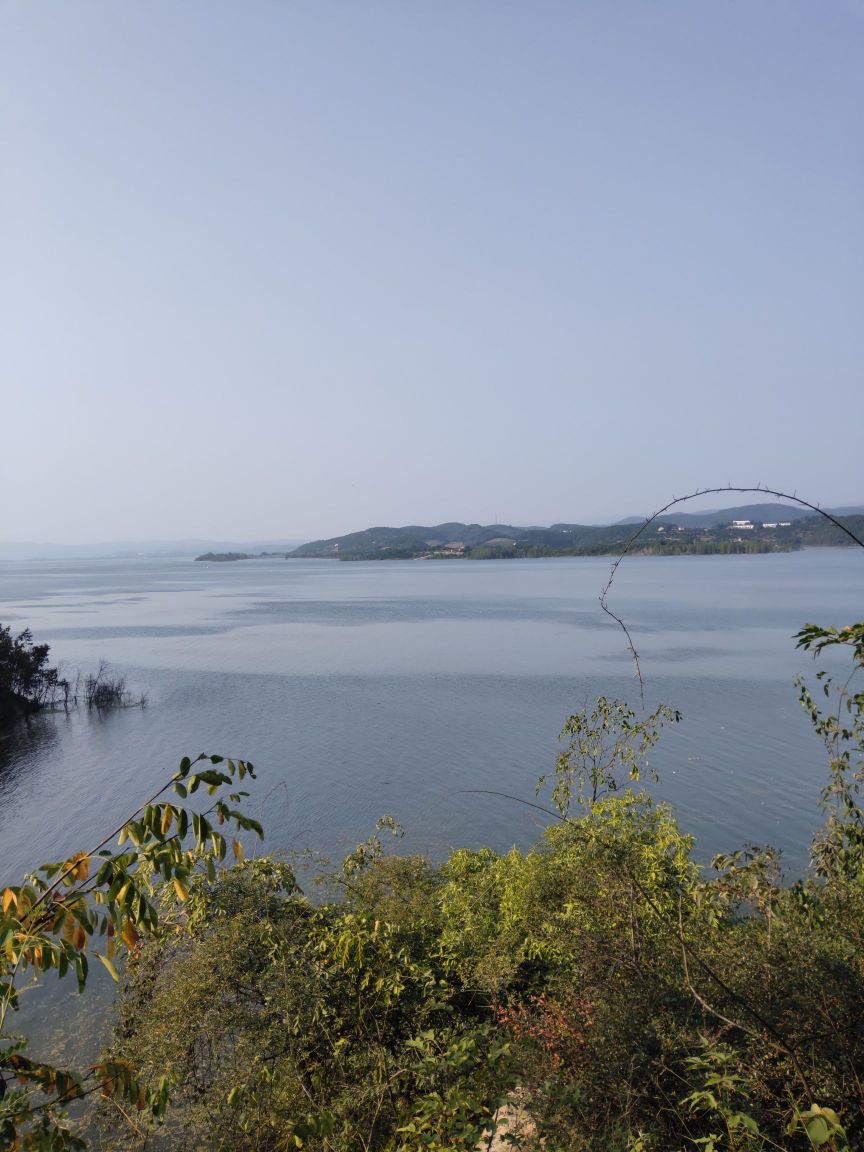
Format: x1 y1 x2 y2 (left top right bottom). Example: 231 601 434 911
289 506 863 561
621 503 864 529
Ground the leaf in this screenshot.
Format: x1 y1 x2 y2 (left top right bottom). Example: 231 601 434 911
173 877 189 902
97 953 119 982
196 770 231 787
76 949 89 992
233 840 244 863
806 1116 831 1145
2 888 16 915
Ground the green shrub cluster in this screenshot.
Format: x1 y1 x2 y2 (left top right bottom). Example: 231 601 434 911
92 625 864 1151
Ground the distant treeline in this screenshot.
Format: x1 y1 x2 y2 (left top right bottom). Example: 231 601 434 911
467 539 778 560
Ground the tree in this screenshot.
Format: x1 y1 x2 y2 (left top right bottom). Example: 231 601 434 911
0 625 67 720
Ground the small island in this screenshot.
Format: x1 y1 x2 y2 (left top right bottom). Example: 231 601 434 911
194 551 292 562
195 552 255 562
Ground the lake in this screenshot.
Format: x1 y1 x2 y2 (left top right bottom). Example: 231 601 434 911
1 547 861 1063
2 548 861 889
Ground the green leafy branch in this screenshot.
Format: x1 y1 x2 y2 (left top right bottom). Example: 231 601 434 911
795 624 864 880
0 753 262 1150
537 696 681 813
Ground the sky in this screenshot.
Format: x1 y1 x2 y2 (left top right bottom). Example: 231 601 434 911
2 1 862 543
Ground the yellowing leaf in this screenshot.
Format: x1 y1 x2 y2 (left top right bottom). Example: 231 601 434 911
173 877 189 902
97 953 120 982
232 840 244 863
121 920 140 950
66 853 89 883
2 887 16 915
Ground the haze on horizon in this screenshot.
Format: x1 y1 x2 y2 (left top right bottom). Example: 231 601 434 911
2 2 862 546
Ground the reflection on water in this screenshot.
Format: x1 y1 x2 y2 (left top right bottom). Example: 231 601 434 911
0 710 62 828
0 709 60 777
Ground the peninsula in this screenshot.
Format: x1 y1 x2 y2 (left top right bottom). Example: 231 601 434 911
286 504 864 562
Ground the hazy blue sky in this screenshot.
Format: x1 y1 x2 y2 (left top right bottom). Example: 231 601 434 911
2 2 862 542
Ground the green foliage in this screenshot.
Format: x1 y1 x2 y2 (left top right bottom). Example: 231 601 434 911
795 622 864 879
788 1104 849 1150
0 753 261 1150
538 696 681 811
97 857 511 1151
339 814 405 880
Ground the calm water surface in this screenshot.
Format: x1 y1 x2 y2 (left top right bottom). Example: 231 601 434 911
2 549 861 885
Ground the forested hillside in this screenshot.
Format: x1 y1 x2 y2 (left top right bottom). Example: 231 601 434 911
289 507 864 560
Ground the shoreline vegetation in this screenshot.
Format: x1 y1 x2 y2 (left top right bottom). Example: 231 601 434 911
196 540 782 562
196 503 864 562
0 626 146 723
